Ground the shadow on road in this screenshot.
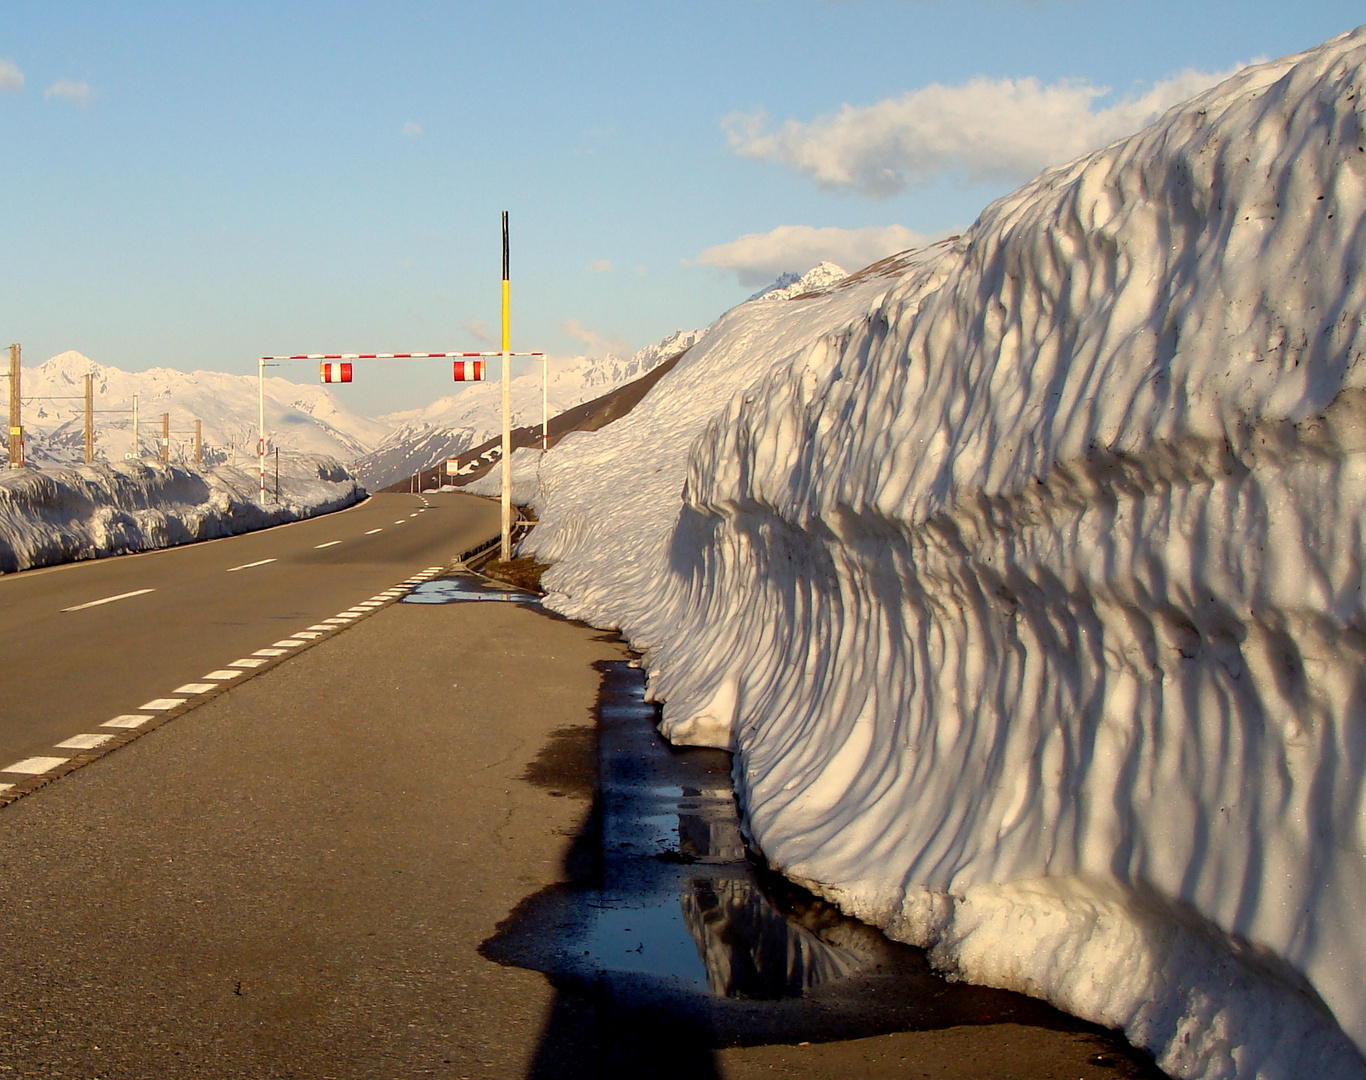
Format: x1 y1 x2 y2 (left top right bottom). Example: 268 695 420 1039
483 660 1168 1080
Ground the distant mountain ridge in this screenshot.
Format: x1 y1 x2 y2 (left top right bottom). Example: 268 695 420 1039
352 330 702 492
11 351 389 466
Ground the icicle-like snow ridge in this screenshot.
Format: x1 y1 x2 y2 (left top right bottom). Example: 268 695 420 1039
526 27 1366 1079
0 456 360 573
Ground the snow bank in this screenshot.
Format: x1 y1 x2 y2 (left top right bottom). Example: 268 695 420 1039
523 27 1366 1080
0 455 360 574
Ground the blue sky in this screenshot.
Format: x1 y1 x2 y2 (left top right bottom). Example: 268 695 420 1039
2 1 1361 414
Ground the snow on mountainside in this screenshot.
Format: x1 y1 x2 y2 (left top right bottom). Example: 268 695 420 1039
352 331 700 491
15 352 389 466
519 26 1366 1080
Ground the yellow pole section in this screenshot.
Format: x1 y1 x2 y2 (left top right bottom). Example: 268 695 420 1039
500 212 513 561
502 279 511 353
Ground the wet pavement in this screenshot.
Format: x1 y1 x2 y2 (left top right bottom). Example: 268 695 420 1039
424 570 1170 1078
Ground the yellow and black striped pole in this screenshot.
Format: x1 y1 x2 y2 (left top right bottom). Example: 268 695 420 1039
500 211 513 562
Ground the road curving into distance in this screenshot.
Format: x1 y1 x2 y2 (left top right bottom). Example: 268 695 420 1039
0 490 499 792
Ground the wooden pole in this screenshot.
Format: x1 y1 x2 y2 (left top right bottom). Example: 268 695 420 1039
194 419 202 466
160 413 169 463
8 344 21 468
84 373 94 464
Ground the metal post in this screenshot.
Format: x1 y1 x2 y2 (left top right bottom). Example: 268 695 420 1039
258 357 267 499
542 352 548 452
8 343 21 468
500 211 512 563
132 395 139 458
274 446 279 503
160 413 169 463
194 419 202 466
84 373 94 464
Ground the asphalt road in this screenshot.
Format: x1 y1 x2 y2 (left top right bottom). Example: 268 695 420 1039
0 490 499 782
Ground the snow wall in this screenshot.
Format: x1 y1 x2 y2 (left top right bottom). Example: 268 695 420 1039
523 27 1366 1080
0 456 361 574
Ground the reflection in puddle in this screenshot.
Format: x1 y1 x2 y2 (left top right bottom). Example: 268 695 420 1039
483 661 1167 1067
401 575 540 605
683 879 864 999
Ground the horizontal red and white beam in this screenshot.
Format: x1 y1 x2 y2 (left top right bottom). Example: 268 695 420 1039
261 352 545 360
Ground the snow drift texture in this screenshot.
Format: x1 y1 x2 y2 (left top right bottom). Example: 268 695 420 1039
524 28 1366 1080
0 456 360 574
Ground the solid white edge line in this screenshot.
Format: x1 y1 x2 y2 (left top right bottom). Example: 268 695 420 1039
62 588 156 613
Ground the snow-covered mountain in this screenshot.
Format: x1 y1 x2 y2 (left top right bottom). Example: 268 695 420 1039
11 352 390 467
352 331 701 491
518 26 1366 1080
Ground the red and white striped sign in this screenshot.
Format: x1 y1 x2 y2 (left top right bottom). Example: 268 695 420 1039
452 360 485 382
320 362 353 383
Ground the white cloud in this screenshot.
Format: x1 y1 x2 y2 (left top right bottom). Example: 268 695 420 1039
45 79 92 106
464 318 494 345
589 259 611 273
724 66 1241 197
0 59 23 93
402 121 423 137
693 223 941 287
561 319 630 358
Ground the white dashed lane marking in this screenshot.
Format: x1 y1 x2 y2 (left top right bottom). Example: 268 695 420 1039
3 757 69 775
56 734 115 750
102 715 152 729
62 588 155 613
365 528 383 535
2 565 460 805
314 541 342 549
226 558 277 573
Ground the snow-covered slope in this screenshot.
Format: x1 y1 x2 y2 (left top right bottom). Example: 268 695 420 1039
0 455 360 574
14 352 389 466
353 333 700 491
520 26 1366 1080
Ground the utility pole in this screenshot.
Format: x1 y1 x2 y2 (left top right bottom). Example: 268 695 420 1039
8 344 21 468
160 413 170 463
84 373 94 464
194 419 202 466
500 210 513 562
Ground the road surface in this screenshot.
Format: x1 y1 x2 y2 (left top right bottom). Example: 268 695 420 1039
0 490 498 791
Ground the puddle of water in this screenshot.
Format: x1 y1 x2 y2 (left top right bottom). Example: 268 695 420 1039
483 661 1170 1073
402 575 540 605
